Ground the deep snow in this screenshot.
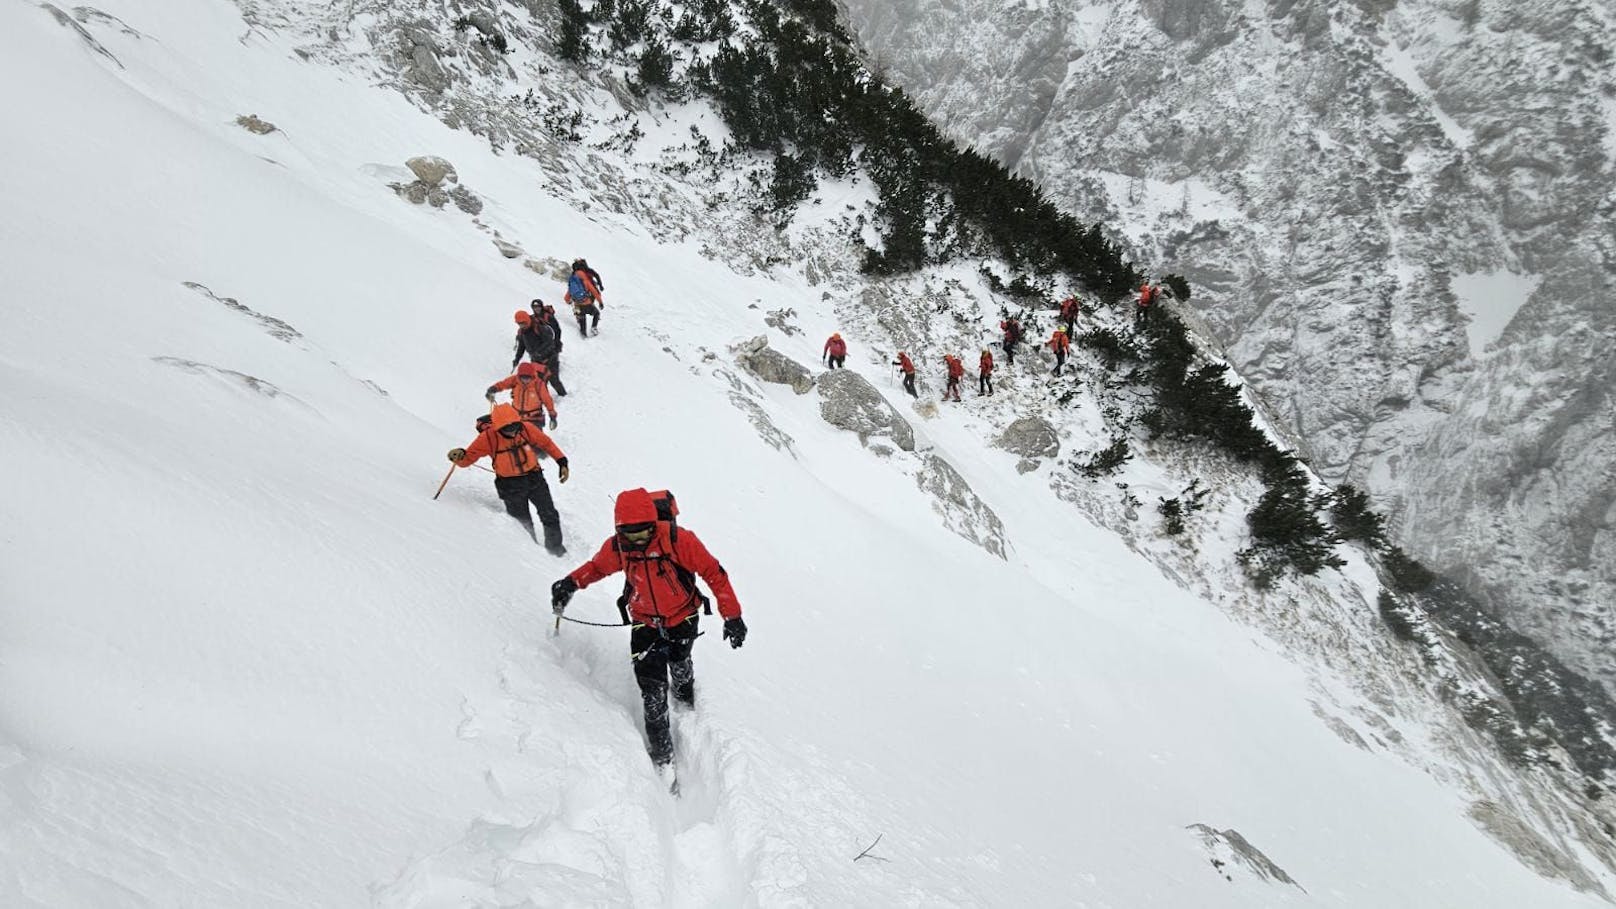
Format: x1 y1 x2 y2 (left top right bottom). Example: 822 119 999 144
0 2 1605 906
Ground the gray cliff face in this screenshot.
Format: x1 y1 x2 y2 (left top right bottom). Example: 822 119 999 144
843 0 1616 694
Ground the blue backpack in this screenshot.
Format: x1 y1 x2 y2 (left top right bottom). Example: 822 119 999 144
567 273 588 302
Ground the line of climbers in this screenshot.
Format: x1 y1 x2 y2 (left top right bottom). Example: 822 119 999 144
834 279 1165 402
439 257 746 778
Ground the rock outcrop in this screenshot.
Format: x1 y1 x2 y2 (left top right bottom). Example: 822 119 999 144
817 368 914 451
735 336 815 395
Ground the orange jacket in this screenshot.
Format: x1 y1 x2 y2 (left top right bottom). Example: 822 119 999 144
455 412 565 478
1049 331 1070 353
979 352 994 375
567 489 742 625
488 371 556 419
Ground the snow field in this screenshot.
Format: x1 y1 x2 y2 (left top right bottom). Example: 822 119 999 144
0 1 1605 906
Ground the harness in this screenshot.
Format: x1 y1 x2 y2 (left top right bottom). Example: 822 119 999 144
487 427 539 475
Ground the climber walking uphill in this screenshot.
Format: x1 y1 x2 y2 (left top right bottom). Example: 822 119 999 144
486 362 558 429
550 488 746 775
530 300 568 397
823 332 847 369
566 259 604 338
1058 295 1082 336
1049 325 1071 376
1135 281 1157 327
448 404 570 555
979 349 994 396
943 353 964 402
512 309 568 397
894 351 917 399
1000 316 1023 365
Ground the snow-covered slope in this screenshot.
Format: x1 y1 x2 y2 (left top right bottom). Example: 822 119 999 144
0 1 1612 905
842 0 1616 698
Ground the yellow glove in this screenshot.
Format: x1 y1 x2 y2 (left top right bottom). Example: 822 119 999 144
447 448 466 463
558 462 570 483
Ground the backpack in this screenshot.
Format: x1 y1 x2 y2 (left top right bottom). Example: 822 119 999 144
1005 320 1021 342
567 273 589 302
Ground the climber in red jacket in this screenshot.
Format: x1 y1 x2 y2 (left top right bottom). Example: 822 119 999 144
823 333 847 369
979 349 994 396
943 354 964 401
894 351 918 399
550 488 746 770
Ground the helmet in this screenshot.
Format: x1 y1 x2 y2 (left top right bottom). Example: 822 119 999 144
516 362 541 378
514 310 531 325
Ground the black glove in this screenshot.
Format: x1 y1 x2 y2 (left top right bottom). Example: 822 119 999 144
548 414 558 430
551 577 577 615
723 617 747 649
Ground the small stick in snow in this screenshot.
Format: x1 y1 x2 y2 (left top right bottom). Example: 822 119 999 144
854 834 888 863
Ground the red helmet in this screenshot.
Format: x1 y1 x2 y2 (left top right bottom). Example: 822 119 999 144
514 310 532 325
516 362 542 378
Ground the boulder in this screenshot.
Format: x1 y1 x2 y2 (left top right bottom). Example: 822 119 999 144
236 114 277 135
493 238 523 258
448 184 483 215
735 336 814 395
406 155 457 187
996 416 1060 459
817 368 914 451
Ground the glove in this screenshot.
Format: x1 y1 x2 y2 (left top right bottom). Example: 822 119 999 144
551 577 577 615
723 617 747 649
548 414 558 430
556 457 570 483
447 447 467 463
485 393 496 404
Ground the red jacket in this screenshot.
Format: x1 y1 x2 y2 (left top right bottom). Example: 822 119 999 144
896 353 915 375
1001 320 1022 343
1138 284 1156 307
945 355 964 379
979 352 994 375
1060 297 1081 320
1049 331 1070 354
824 336 847 358
567 490 742 626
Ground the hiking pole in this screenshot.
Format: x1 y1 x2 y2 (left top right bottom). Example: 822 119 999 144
432 464 456 500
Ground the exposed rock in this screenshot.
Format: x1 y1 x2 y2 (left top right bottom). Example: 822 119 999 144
1015 458 1040 475
391 181 429 205
181 281 301 342
817 368 914 451
493 238 523 258
1187 825 1303 891
406 155 457 187
734 336 814 395
38 3 122 68
727 393 796 454
1468 802 1608 898
996 416 1060 460
152 357 309 408
765 307 802 336
916 454 1007 559
396 26 447 93
521 256 572 281
426 186 449 208
235 114 277 135
448 184 482 215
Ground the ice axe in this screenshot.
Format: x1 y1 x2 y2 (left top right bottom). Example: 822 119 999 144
432 464 456 500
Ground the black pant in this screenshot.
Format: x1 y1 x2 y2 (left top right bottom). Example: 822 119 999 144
902 373 917 398
1053 350 1067 376
1134 306 1150 327
827 355 845 369
979 373 992 395
1004 340 1017 364
631 616 700 765
575 304 600 336
494 472 563 551
545 354 567 396
945 376 960 400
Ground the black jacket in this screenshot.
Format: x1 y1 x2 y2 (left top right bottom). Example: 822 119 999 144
512 323 559 368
